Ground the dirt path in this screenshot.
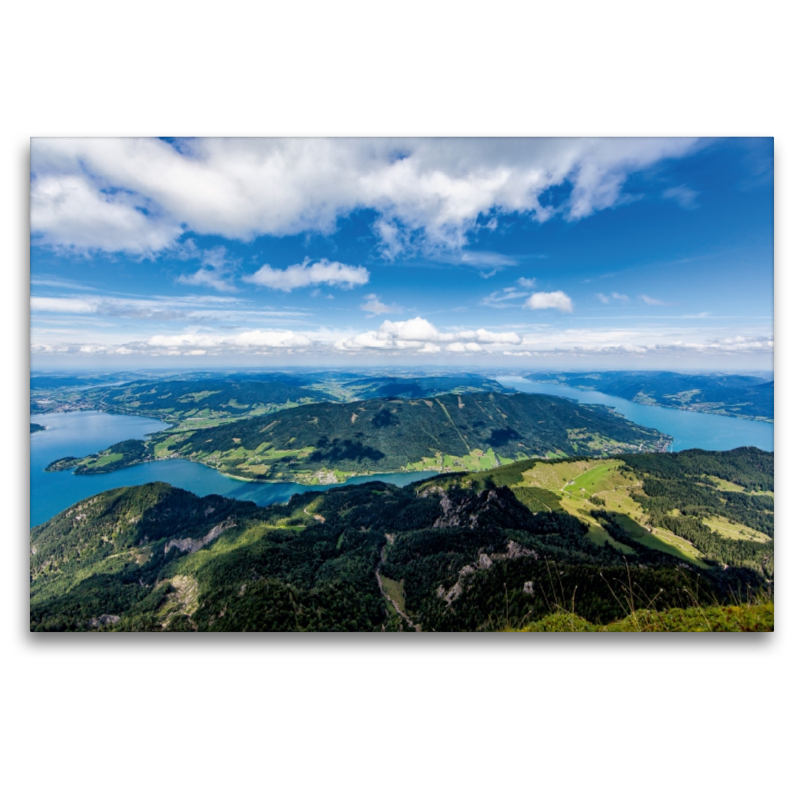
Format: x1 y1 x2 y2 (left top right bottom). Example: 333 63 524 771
303 506 325 523
376 537 420 632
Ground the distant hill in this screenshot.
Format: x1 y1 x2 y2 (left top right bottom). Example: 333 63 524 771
526 371 774 421
30 446 772 631
341 375 512 399
74 379 331 422
49 391 671 482
30 371 510 417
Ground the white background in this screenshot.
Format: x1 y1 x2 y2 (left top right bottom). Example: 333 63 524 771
3 2 796 798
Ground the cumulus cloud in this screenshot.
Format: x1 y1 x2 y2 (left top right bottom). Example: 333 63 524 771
360 294 402 316
31 318 774 363
335 316 521 353
30 173 182 255
244 259 369 292
525 291 573 312
30 137 703 256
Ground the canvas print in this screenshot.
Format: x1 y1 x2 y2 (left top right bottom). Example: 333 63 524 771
29 138 774 632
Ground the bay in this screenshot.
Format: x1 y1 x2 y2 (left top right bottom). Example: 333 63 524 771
30 411 436 528
494 376 774 453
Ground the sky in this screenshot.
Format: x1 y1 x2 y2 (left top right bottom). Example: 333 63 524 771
29 137 774 374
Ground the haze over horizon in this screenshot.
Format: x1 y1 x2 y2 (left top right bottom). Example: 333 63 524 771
30 137 774 373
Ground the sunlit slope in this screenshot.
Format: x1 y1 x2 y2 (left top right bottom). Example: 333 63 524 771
31 446 772 632
145 392 670 482
510 603 774 632
420 447 773 576
30 462 771 632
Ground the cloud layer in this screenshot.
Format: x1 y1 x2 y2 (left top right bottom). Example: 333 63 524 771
31 137 702 256
335 317 522 353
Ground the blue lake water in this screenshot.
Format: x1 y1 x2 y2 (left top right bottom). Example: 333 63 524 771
30 411 437 528
31 384 773 528
494 376 774 453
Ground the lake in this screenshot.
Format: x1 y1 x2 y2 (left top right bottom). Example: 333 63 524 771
30 411 437 528
31 382 774 528
494 376 774 452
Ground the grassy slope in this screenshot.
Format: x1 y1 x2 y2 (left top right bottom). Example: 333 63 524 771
60 391 669 483
30 452 772 632
83 379 331 423
419 448 773 572
512 603 774 632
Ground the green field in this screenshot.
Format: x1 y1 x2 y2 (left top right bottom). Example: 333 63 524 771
380 576 408 616
479 457 709 567
702 515 772 542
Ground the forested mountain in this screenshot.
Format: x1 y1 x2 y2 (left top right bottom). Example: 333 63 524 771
47 392 671 482
526 371 774 421
340 375 511 399
61 379 331 422
30 448 772 632
31 371 510 416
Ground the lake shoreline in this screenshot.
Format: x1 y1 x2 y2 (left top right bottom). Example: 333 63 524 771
495 376 774 424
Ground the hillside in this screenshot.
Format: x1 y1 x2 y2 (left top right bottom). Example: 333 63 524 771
30 371 510 416
30 448 772 632
527 371 774 421
340 375 512 399
48 392 671 483
71 379 331 423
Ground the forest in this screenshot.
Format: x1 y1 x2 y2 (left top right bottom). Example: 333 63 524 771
30 448 772 632
46 391 670 481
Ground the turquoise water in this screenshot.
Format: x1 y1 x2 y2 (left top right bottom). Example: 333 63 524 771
31 382 774 528
30 411 437 528
495 376 774 453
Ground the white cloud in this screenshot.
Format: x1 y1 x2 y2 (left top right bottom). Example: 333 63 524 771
525 291 573 312
456 251 519 268
639 294 668 305
244 259 369 292
30 173 181 254
31 317 774 364
30 137 703 256
663 185 699 210
177 269 236 292
31 297 98 314
597 292 629 304
360 294 402 316
177 245 239 292
445 342 484 353
335 316 521 353
481 278 538 308
148 330 312 350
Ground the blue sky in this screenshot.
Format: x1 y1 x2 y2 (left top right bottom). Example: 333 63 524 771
30 137 773 372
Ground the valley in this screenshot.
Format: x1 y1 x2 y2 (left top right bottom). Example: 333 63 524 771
30 448 773 632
